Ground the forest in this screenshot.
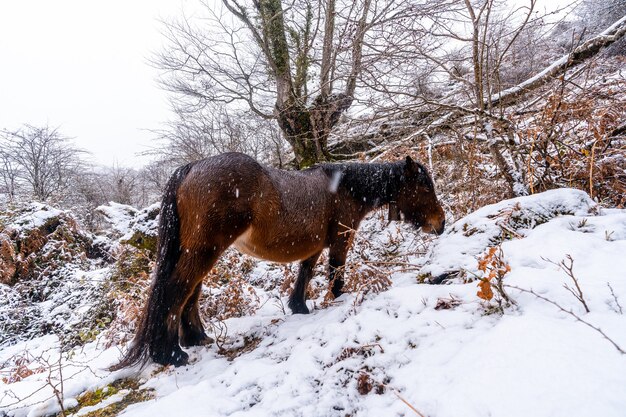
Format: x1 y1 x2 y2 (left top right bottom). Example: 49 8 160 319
1 0 625 416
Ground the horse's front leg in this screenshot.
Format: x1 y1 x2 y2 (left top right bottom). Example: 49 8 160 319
288 251 322 314
328 237 351 298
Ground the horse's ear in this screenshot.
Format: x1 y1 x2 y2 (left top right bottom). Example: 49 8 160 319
404 156 421 176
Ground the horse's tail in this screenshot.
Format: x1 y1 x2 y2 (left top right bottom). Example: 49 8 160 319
108 161 196 371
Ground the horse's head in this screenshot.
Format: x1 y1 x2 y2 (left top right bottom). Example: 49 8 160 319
390 156 445 235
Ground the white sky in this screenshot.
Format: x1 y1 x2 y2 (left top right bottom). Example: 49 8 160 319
0 0 193 167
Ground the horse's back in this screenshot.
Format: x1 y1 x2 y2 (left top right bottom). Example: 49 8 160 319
175 153 276 249
175 153 335 262
189 152 265 178
179 153 271 205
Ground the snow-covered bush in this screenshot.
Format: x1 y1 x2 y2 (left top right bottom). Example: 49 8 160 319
513 59 626 207
103 245 154 348
0 203 113 348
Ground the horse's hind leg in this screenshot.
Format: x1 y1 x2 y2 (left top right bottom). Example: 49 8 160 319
288 251 322 314
153 249 219 366
180 282 214 347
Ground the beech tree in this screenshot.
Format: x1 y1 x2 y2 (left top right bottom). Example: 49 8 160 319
156 0 432 167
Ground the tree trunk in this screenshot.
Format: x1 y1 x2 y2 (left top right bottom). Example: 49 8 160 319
277 93 352 168
222 0 368 167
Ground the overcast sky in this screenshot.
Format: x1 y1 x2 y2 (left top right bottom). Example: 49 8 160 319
0 0 193 167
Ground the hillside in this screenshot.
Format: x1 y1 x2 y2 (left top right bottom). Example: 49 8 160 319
1 188 625 417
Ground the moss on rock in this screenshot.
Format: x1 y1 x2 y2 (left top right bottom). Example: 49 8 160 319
63 378 155 417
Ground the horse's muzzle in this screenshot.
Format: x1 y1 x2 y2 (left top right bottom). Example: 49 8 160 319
422 218 445 235
434 219 445 235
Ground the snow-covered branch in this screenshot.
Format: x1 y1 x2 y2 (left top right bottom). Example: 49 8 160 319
489 14 626 108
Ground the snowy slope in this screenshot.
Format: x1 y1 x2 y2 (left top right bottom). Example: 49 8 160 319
1 189 626 417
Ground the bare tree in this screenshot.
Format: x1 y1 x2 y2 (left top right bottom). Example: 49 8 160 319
1 125 84 201
156 0 432 167
0 142 20 202
154 104 289 166
139 159 176 195
67 164 163 231
577 0 626 55
579 0 626 35
105 164 140 206
348 0 543 195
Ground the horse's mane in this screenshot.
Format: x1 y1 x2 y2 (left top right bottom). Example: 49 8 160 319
315 159 432 205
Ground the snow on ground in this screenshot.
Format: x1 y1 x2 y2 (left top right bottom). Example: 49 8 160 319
2 189 626 417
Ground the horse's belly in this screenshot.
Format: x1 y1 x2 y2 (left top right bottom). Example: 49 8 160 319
233 227 324 263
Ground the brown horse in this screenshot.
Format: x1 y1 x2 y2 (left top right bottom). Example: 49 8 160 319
111 152 445 369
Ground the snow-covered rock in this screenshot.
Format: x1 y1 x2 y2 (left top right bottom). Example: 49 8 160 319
97 202 160 252
96 202 139 237
0 203 92 285
419 188 598 282
0 203 112 348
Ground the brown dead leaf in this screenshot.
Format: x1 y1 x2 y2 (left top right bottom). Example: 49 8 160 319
477 279 494 301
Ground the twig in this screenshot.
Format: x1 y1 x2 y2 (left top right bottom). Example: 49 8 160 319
496 222 523 239
362 260 418 267
607 282 623 315
209 319 228 350
506 284 625 354
392 267 424 274
393 390 427 417
337 221 357 235
357 343 385 354
0 344 103 413
53 353 66 417
544 255 590 313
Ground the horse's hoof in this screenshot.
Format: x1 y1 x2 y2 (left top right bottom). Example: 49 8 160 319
288 300 310 314
170 349 189 367
180 332 214 348
152 346 189 367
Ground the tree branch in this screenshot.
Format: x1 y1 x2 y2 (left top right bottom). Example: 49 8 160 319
489 14 626 108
